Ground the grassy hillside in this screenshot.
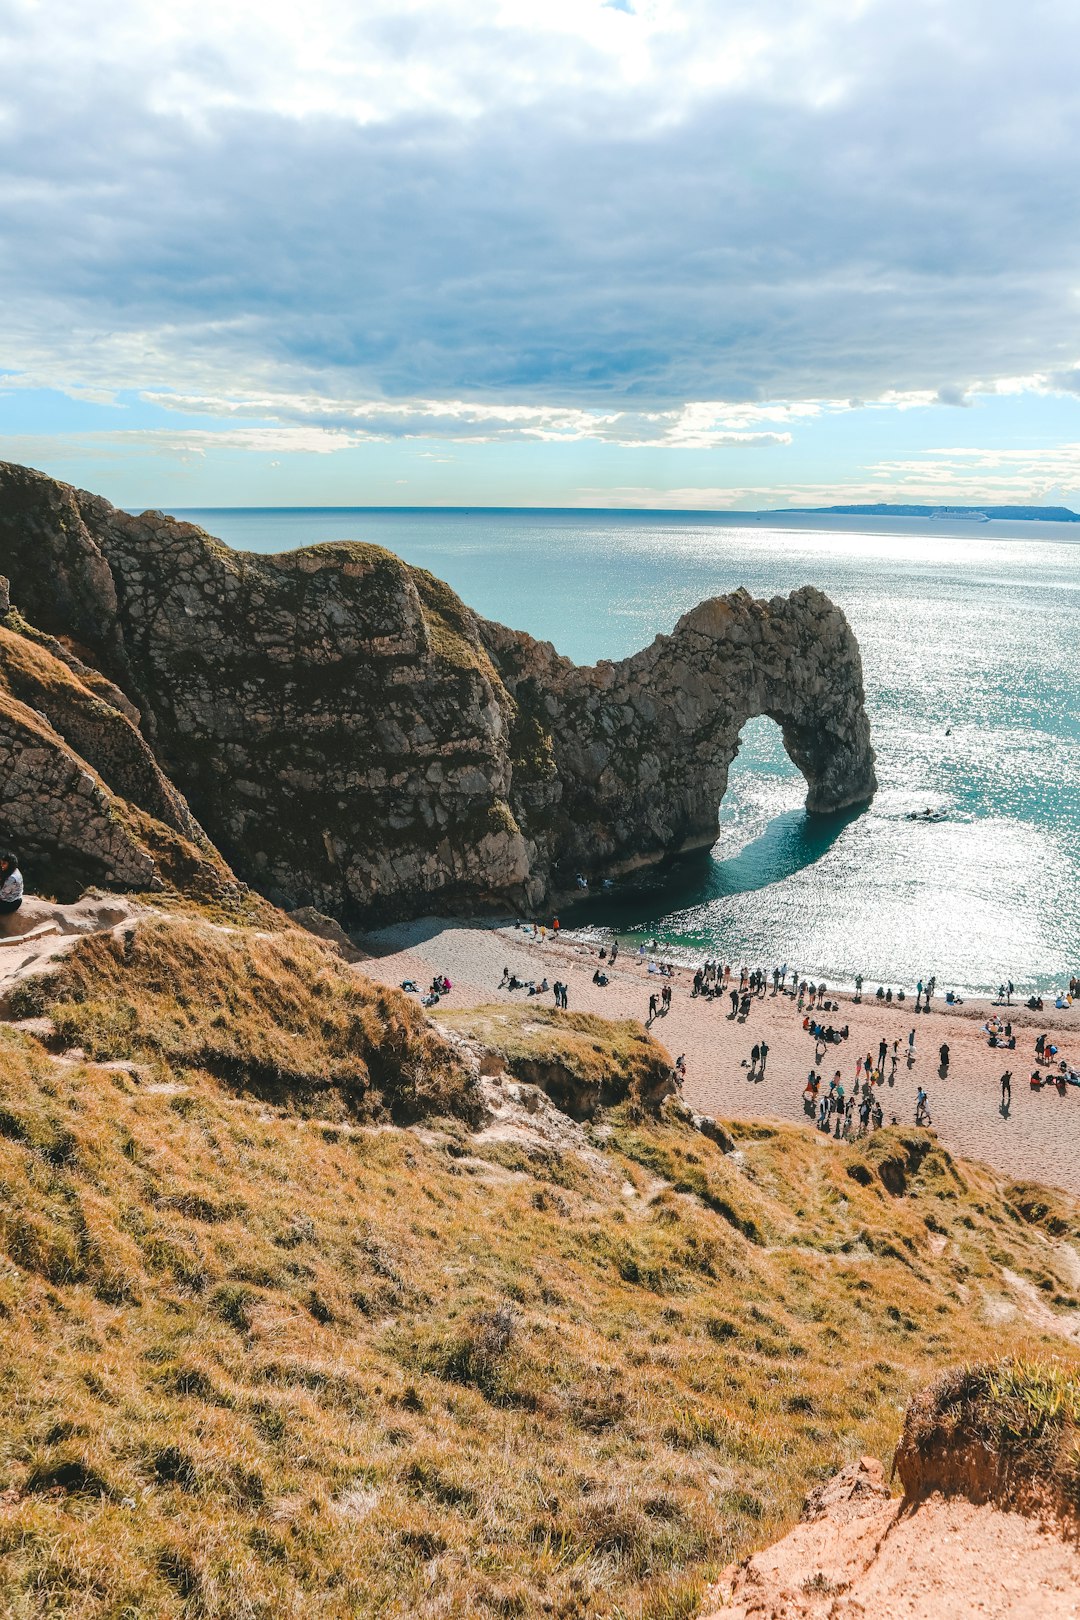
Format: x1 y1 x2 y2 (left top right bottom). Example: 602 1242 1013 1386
0 920 1078 1618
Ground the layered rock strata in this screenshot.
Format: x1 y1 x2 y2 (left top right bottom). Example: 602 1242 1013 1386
0 461 876 919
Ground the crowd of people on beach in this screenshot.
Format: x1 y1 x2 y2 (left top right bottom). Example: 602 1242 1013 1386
498 916 1077 1132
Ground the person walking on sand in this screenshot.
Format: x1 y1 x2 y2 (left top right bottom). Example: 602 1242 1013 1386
750 1042 760 1076
878 1036 887 1071
907 1028 916 1062
648 992 658 1022
915 1087 931 1126
759 1040 769 1075
1001 1070 1012 1109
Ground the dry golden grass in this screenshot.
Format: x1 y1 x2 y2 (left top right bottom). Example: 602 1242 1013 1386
439 1003 673 1115
0 923 1078 1617
10 917 481 1125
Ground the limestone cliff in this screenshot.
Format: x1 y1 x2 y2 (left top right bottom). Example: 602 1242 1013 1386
0 461 875 919
0 577 241 900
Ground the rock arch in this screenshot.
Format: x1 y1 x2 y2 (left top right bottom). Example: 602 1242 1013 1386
486 586 877 890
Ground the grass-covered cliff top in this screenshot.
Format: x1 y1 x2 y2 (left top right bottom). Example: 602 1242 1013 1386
11 917 481 1126
1 918 1079 1618
439 1003 674 1115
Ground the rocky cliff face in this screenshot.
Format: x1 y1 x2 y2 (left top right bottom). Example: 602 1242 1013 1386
0 576 240 900
0 461 876 919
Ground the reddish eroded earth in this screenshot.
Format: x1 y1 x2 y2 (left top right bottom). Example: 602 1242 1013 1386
703 1456 1080 1620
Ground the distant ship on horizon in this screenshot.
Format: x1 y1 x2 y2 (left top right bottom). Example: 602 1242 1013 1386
929 507 991 522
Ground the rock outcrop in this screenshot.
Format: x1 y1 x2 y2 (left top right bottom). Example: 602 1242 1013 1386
0 461 876 920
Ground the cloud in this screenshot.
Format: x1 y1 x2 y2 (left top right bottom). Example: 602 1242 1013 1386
586 443 1080 508
3 0 1080 439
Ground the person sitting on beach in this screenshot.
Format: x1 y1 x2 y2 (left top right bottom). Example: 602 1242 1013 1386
0 853 23 919
400 979 419 993
1030 1070 1042 1090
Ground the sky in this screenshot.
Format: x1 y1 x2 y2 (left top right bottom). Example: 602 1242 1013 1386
3 0 1080 510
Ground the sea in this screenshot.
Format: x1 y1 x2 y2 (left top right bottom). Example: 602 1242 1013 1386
167 506 1080 996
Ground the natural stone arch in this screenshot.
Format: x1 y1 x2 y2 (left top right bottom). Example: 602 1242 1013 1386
485 585 877 890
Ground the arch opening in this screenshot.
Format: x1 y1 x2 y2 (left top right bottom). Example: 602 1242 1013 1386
710 715 856 894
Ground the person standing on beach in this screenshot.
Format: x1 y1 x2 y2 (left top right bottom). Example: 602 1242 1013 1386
877 1036 887 1071
759 1040 769 1075
648 992 658 1022
939 1042 950 1074
907 1028 916 1061
1001 1070 1012 1108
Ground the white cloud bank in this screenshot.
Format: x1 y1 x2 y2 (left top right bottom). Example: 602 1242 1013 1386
3 0 1080 455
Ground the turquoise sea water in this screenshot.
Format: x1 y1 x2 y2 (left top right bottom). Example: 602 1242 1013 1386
169 507 1080 994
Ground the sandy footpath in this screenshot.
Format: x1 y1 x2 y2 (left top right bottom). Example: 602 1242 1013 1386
359 917 1080 1197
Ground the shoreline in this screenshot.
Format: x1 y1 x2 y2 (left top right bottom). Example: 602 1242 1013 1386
366 909 1077 1014
359 914 1080 1197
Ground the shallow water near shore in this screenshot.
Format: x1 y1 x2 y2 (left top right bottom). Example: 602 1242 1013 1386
169 506 1080 994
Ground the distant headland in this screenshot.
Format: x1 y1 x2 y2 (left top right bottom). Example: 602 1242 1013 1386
778 502 1080 522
